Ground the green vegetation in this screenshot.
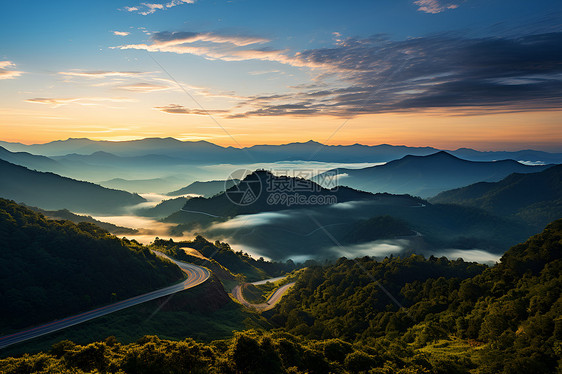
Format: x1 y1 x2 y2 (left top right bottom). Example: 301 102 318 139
151 236 297 282
269 255 486 342
269 219 562 372
0 330 477 373
0 276 264 359
431 164 562 230
1 198 560 372
0 199 184 334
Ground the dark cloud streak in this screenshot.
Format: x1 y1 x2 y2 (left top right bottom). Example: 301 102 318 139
232 32 562 118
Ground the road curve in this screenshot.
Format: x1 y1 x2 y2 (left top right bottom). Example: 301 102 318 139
0 252 210 350
232 278 295 312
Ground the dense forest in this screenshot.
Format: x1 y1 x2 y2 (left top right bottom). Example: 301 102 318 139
0 330 479 374
0 199 184 334
270 219 562 372
1 210 560 373
151 236 297 282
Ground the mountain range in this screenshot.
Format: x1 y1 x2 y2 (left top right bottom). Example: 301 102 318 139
315 151 552 197
165 170 394 226
164 170 534 260
167 179 240 198
2 138 561 163
0 159 145 214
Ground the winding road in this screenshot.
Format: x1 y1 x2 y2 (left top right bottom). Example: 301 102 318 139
232 278 296 312
0 252 210 350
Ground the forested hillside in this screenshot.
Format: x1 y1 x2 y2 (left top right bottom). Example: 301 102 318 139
431 164 562 229
0 199 184 334
152 235 296 282
1 215 560 373
270 219 562 372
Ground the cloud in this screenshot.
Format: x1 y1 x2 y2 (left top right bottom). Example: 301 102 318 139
58 70 147 78
433 249 501 264
112 30 315 67
0 61 24 80
113 31 273 63
211 212 293 230
116 82 170 92
124 0 195 15
114 29 562 118
414 0 460 14
151 31 269 47
114 30 346 70
113 31 130 36
230 32 562 118
154 104 228 115
248 69 282 75
25 97 134 107
328 239 409 258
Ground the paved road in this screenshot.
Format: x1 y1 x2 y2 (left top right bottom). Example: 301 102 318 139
232 277 295 312
0 253 210 350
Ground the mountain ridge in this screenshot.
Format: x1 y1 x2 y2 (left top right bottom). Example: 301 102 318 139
2 137 561 163
0 159 146 214
314 151 553 197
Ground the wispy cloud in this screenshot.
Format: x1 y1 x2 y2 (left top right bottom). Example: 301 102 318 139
58 70 147 78
154 104 228 115
248 69 282 76
151 31 269 47
25 97 134 107
113 31 359 70
414 0 460 14
115 82 170 92
0 61 24 80
113 30 272 61
113 28 562 118
113 31 331 69
112 31 130 36
124 0 195 15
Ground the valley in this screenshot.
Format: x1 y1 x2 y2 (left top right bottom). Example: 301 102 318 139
0 138 560 373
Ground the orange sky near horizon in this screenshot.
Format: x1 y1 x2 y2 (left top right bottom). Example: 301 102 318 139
1 107 561 152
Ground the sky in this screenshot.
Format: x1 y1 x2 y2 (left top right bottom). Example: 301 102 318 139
1 0 561 151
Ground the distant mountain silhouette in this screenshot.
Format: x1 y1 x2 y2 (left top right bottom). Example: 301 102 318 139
0 145 63 173
1 137 561 164
0 159 146 214
54 151 189 167
314 151 552 198
29 207 138 235
430 164 562 229
99 176 185 194
167 180 240 198
136 197 190 219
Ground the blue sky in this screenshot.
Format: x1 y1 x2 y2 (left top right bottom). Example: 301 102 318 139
1 0 561 150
